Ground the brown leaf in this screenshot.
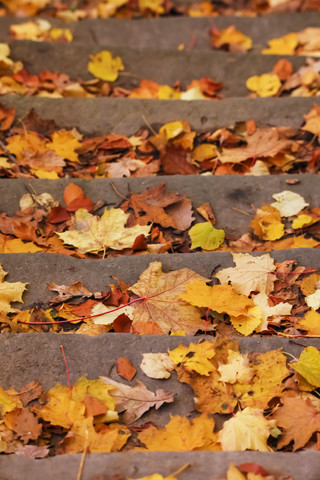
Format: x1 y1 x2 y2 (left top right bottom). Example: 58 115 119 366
19 381 43 407
100 376 174 424
273 396 320 450
84 394 108 417
196 203 216 225
160 145 198 175
15 445 49 459
113 314 132 333
48 281 93 304
116 357 136 381
272 59 293 81
0 103 15 131
63 183 93 212
24 109 56 135
4 408 42 443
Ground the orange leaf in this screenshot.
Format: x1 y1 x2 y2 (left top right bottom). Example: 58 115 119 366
116 357 136 381
63 183 93 212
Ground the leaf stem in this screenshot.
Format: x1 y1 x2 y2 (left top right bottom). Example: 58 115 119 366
60 345 71 389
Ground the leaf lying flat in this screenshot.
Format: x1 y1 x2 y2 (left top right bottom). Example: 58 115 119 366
100 376 174 424
130 261 210 334
57 208 151 254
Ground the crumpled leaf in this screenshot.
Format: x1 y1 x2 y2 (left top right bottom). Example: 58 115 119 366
0 264 27 313
291 346 320 388
271 191 309 217
140 353 175 379
100 376 174 424
130 262 210 335
250 205 284 241
215 253 276 296
189 222 225 250
57 208 151 254
88 51 124 82
137 414 220 451
47 281 93 304
168 342 215 376
218 407 274 451
218 350 254 385
252 292 292 331
273 396 320 451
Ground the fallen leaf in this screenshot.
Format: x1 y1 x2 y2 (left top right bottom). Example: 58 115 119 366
299 309 320 335
291 346 320 388
246 74 281 97
140 353 175 379
130 262 210 335
271 191 309 217
100 376 174 424
63 183 94 212
116 357 136 381
169 342 216 376
48 281 93 304
88 51 124 82
218 350 254 384
0 263 27 313
249 205 284 241
189 222 225 250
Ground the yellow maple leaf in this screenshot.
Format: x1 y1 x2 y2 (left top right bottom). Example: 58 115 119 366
292 235 319 249
188 222 225 250
0 235 42 253
230 306 263 336
168 341 215 376
0 263 27 313
218 407 274 451
47 130 81 163
0 387 22 416
57 208 151 255
88 51 124 82
6 131 47 162
262 33 298 55
246 74 281 97
180 280 254 317
137 414 220 451
299 309 320 335
292 346 320 388
249 205 284 241
213 26 252 51
158 85 181 100
218 350 254 384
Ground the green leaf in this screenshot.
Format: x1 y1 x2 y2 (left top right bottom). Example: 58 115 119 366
189 222 225 250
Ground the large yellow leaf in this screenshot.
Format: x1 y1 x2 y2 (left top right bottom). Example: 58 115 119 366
47 130 81 163
130 262 210 335
218 407 274 451
0 264 27 313
189 222 225 250
229 306 263 336
262 33 298 55
57 208 151 255
299 309 320 335
0 387 22 416
292 346 320 388
246 74 281 97
180 280 254 317
6 131 47 162
215 253 276 296
168 341 215 376
137 414 220 451
88 51 124 82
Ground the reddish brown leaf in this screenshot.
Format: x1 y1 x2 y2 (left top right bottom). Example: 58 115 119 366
160 145 198 175
63 183 93 212
116 357 137 381
113 314 132 333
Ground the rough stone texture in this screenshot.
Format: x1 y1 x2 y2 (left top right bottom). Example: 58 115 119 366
1 12 319 48
1 451 320 480
0 174 319 235
1 248 320 308
9 41 309 95
1 96 319 135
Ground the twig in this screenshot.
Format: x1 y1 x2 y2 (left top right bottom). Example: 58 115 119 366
142 115 157 136
76 431 89 480
170 464 190 478
0 140 17 163
111 182 128 201
231 207 252 216
60 345 71 389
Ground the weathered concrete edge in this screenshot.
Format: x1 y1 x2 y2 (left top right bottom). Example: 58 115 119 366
0 451 319 480
1 96 319 135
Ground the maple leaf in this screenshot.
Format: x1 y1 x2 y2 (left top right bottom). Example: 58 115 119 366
218 350 254 385
229 305 263 336
168 342 216 376
100 376 174 424
137 414 220 451
140 353 175 379
215 253 276 296
130 262 210 335
57 208 151 254
218 407 274 451
0 263 27 313
88 51 124 82
180 280 254 318
299 309 320 335
271 191 309 217
219 128 291 164
273 396 320 451
4 407 42 443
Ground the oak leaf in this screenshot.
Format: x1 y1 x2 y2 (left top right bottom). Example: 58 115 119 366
130 262 210 334
215 253 276 296
57 208 151 254
100 376 174 424
273 396 320 450
218 407 274 451
137 414 220 451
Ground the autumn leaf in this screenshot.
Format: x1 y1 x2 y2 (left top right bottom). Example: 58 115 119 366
249 205 284 241
100 376 174 424
88 51 124 82
218 350 254 385
168 342 215 376
116 357 136 381
188 222 225 250
291 346 320 388
57 208 151 254
271 191 309 217
273 396 320 450
246 74 281 97
0 263 27 313
218 407 274 451
302 106 320 140
262 33 298 55
47 130 81 163
211 26 252 52
140 353 175 379
137 414 220 451
129 262 210 334
299 309 320 335
215 253 276 296
229 306 263 336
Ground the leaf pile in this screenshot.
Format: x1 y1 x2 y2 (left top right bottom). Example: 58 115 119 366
0 45 222 100
0 105 320 178
1 338 320 456
3 253 320 338
0 0 318 19
9 20 73 42
246 57 320 97
262 28 320 56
